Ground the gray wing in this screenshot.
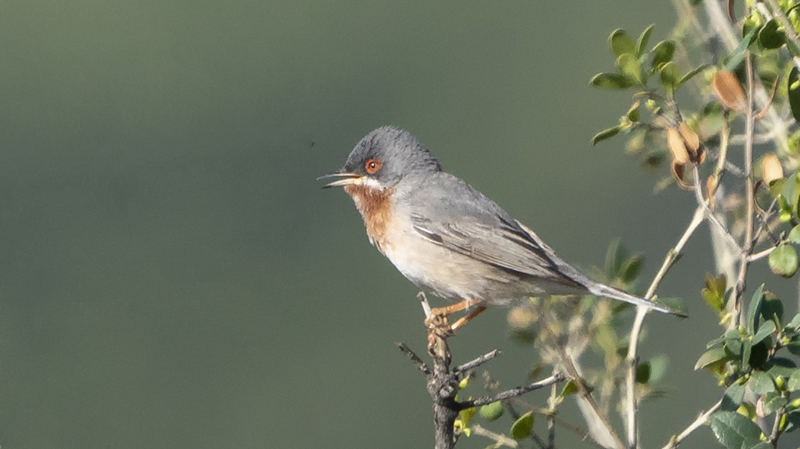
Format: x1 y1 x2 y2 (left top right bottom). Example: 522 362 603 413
405 173 585 290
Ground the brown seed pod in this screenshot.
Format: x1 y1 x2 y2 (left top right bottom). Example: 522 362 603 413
667 127 690 164
761 153 783 185
712 70 746 112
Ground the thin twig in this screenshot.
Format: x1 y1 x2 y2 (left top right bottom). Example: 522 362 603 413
454 350 501 374
472 424 519 448
397 342 431 375
459 374 565 409
556 345 625 449
729 51 757 330
624 206 705 448
748 246 778 262
693 165 742 253
661 400 722 449
645 206 706 300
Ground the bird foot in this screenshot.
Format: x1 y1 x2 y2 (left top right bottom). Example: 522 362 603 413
425 312 454 357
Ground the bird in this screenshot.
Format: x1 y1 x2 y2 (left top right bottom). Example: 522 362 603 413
320 126 686 336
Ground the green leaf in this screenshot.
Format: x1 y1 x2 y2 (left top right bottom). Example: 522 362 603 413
769 244 799 277
748 442 774 449
761 296 784 327
753 321 777 345
604 239 625 279
710 411 763 449
459 405 476 428
592 125 622 146
749 371 776 395
768 177 787 198
510 411 534 440
766 358 798 378
590 73 634 90
619 254 644 283
788 370 800 391
725 27 759 71
786 410 800 432
626 101 640 123
750 341 770 369
636 24 655 58
748 285 765 335
651 40 676 69
616 54 644 85
710 411 764 448
678 64 710 87
659 62 680 93
788 67 800 123
636 362 651 384
743 339 753 370
559 379 578 398
722 383 746 410
788 40 800 58
758 19 786 49
479 401 504 421
762 392 788 415
702 273 727 312
789 313 800 331
695 347 729 371
648 355 669 383
788 225 800 243
610 29 637 56
726 330 743 355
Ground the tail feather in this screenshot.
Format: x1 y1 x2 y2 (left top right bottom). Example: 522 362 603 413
588 283 687 317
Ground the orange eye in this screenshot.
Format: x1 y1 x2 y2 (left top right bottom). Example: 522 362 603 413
365 158 382 174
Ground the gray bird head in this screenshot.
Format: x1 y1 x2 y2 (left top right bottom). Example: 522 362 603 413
319 126 442 190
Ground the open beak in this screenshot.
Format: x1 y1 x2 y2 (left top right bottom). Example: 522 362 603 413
317 172 364 189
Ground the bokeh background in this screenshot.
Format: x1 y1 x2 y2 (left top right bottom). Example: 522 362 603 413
1 1 795 448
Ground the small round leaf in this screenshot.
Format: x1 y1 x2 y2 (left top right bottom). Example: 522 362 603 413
510 411 534 440
590 73 634 90
769 244 799 278
479 401 504 421
609 29 636 56
758 19 786 49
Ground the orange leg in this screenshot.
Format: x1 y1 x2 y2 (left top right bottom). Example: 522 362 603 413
424 300 487 357
430 300 473 317
449 305 487 332
424 299 487 334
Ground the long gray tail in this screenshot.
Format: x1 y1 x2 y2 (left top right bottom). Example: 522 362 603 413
588 283 687 317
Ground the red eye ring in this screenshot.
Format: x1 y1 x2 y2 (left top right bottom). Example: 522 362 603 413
365 158 382 174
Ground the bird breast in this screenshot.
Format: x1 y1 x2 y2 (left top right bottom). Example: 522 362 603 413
343 184 394 251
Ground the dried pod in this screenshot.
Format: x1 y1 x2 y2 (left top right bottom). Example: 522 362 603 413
762 153 783 185
694 143 706 164
671 160 692 190
712 70 746 112
667 127 690 164
678 122 700 152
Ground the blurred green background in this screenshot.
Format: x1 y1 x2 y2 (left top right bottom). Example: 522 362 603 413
0 1 784 448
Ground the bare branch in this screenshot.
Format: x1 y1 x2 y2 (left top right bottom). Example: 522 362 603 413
749 246 778 262
397 342 431 375
454 350 501 374
661 400 722 449
459 374 565 409
625 205 705 448
472 424 519 448
556 345 625 449
729 52 758 330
